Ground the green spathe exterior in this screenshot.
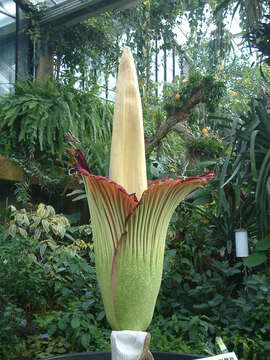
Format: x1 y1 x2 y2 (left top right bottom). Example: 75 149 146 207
76 153 213 330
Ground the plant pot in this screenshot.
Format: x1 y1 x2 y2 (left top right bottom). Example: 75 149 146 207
45 352 205 360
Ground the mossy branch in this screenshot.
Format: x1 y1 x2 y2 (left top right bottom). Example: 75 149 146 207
145 85 210 155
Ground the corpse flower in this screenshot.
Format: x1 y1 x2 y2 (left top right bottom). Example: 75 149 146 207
76 48 213 332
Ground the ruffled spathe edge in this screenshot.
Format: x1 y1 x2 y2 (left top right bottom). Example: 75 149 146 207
75 149 214 208
76 149 139 205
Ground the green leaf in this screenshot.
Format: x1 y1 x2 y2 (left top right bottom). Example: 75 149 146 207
67 189 85 197
58 319 67 330
255 236 270 251
34 228 42 240
42 219 50 233
48 324 57 336
243 252 267 268
192 194 212 206
218 116 238 214
208 294 223 307
72 194 87 202
267 177 270 195
18 227 28 238
81 333 90 349
8 224 17 237
97 310 105 321
71 317 80 329
250 129 259 181
39 243 47 258
221 161 241 188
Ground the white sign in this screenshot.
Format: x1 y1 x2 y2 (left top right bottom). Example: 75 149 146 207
199 353 238 360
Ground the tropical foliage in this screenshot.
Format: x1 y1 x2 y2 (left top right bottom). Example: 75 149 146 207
219 99 270 239
0 79 113 194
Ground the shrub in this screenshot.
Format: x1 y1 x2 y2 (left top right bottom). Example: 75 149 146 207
4 203 71 241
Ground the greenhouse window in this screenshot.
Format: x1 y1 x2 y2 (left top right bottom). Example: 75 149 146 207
0 0 136 94
0 0 30 95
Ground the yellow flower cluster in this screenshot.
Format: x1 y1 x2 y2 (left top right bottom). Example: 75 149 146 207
202 127 210 137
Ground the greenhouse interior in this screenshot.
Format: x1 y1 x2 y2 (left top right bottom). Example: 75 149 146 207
0 1 270 359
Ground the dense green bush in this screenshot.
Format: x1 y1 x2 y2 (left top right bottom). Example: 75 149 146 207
219 99 270 238
0 300 26 360
0 80 112 159
4 203 71 241
186 135 224 160
0 79 113 194
0 205 100 359
1 201 270 359
163 73 225 116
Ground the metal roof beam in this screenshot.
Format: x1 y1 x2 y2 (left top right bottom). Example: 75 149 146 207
40 0 137 27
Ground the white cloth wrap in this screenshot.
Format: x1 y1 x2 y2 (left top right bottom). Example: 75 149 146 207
111 330 148 360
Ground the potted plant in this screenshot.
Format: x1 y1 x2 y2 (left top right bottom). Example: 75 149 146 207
47 48 213 360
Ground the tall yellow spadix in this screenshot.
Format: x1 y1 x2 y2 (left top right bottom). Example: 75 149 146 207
109 47 147 200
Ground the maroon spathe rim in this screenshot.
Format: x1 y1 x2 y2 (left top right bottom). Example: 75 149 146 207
76 150 139 202
75 149 214 199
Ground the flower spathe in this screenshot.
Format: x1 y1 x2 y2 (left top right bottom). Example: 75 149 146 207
76 150 214 331
76 47 214 334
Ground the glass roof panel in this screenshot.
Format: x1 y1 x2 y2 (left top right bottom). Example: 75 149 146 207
0 0 16 17
0 13 14 27
0 0 15 29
